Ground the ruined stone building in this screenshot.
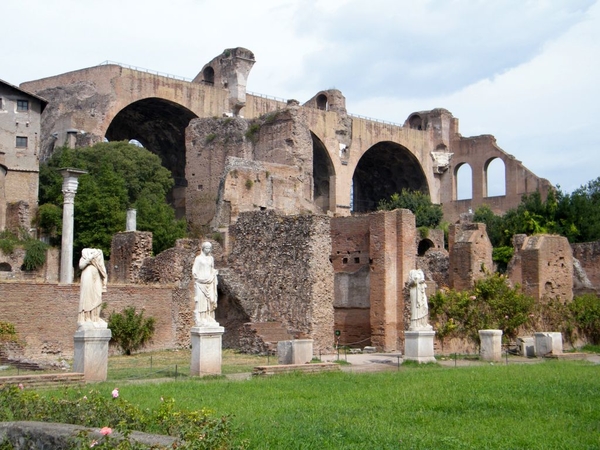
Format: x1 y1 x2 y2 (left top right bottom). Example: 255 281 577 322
0 47 595 360
0 79 47 233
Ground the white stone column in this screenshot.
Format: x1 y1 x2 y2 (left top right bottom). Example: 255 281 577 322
126 209 137 231
479 329 503 361
59 168 87 284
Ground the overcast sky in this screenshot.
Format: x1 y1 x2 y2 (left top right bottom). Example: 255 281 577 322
3 0 599 193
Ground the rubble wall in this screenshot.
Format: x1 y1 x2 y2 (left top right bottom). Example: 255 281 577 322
225 211 334 351
572 240 600 291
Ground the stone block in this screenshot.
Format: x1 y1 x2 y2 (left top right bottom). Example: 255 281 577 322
479 329 502 361
404 330 436 363
73 328 111 382
534 332 563 357
517 336 535 357
277 339 314 364
190 325 224 376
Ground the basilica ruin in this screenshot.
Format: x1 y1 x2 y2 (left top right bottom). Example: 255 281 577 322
0 47 598 361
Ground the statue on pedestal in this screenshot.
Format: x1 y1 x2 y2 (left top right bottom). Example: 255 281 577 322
408 269 433 331
77 248 108 330
192 242 218 327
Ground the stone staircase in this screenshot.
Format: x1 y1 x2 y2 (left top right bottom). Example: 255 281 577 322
0 372 85 389
240 322 295 354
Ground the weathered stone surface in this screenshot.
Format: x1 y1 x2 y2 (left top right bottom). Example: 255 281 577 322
0 421 177 449
572 240 600 293
448 221 493 290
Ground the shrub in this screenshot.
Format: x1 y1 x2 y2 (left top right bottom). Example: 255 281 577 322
108 307 156 355
0 386 243 449
0 230 18 254
570 294 600 345
429 273 535 345
22 238 49 271
0 321 17 342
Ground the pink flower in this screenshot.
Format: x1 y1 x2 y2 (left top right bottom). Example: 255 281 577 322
90 439 98 447
112 388 119 398
18 383 24 390
469 296 476 300
100 427 112 436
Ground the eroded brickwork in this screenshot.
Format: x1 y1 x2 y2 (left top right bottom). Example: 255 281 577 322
518 235 574 302
571 240 600 292
449 218 493 290
224 210 334 351
109 232 152 283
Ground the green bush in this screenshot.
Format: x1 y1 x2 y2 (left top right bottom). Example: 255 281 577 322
108 307 156 355
377 189 443 228
22 238 49 271
0 230 18 254
429 273 535 345
0 321 17 342
569 294 600 345
0 386 243 449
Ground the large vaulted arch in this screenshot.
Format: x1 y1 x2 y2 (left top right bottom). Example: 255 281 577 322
352 141 429 213
105 97 198 219
312 132 335 214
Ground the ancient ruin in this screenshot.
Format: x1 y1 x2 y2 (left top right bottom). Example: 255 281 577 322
0 47 599 362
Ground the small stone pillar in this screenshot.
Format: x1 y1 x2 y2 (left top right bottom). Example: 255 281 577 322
73 329 112 381
190 325 224 376
404 330 436 363
479 329 503 361
277 339 314 364
59 168 87 284
534 332 563 357
126 209 137 231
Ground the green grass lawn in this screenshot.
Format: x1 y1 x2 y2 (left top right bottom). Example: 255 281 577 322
74 359 600 449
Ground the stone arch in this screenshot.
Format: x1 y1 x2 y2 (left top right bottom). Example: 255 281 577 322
0 262 11 271
316 94 328 111
454 162 473 200
417 239 434 256
484 157 506 197
105 97 198 219
312 132 335 214
408 114 424 130
202 66 215 85
352 141 429 213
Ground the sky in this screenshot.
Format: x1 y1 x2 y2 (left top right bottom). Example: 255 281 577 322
3 0 599 194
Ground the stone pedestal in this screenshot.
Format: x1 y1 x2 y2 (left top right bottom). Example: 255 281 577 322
404 330 436 363
190 325 224 377
277 339 314 364
534 332 563 357
73 328 111 382
517 336 535 357
479 329 503 361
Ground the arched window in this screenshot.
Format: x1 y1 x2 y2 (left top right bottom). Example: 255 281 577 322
455 163 473 200
417 239 434 256
203 66 215 85
0 262 12 271
485 158 506 197
316 94 328 111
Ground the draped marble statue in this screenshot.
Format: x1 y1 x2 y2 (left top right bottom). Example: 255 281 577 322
408 269 433 331
192 242 219 326
77 248 108 329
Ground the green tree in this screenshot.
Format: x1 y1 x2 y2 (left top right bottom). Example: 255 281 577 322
107 306 156 355
377 189 443 228
37 142 186 259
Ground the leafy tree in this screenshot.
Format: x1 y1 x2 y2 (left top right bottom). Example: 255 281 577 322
569 294 600 345
107 306 156 355
37 142 186 259
377 189 443 228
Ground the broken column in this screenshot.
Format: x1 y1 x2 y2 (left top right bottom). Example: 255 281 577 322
479 329 503 361
59 168 87 284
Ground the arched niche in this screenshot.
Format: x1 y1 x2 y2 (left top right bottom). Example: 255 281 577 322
484 157 506 197
105 98 198 219
352 141 429 213
316 94 328 111
417 239 434 256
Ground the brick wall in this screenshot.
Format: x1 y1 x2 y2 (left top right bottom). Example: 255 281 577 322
0 282 180 361
572 240 600 291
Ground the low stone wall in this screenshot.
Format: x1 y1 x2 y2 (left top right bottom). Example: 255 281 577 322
252 362 340 376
